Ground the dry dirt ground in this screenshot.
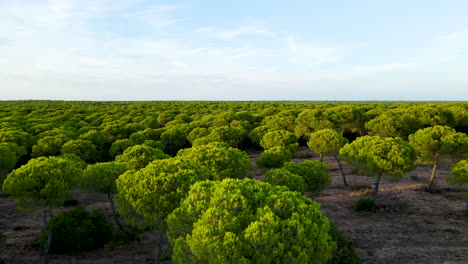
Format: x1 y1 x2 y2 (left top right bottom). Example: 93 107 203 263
1 147 467 264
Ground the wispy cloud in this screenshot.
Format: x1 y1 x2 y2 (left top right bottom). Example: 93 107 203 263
286 35 337 66
195 25 273 40
127 4 190 29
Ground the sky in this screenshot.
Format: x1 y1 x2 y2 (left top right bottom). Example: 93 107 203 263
1 0 468 101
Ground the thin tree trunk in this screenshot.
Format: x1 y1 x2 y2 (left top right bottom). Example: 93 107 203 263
43 210 52 264
153 232 164 264
332 152 347 186
372 173 383 203
107 193 124 231
428 155 439 192
319 154 323 162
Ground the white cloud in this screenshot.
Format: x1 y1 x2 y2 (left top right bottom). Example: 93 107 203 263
127 4 190 29
195 25 273 40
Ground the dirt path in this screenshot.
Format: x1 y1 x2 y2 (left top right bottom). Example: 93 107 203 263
1 147 467 263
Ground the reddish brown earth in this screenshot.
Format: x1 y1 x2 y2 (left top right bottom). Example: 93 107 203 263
1 147 467 263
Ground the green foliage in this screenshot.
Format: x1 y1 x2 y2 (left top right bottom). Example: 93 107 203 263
160 127 189 155
2 156 83 210
260 130 299 155
167 178 336 264
327 222 361 264
116 158 209 230
409 125 468 164
339 136 416 179
81 162 128 194
206 126 241 147
61 139 97 163
177 142 251 181
264 168 306 194
32 134 70 157
187 127 210 144
78 130 107 150
118 145 170 170
283 160 331 196
308 129 348 158
256 146 292 168
38 206 113 254
248 125 274 147
0 145 18 174
109 139 136 158
354 198 375 212
295 109 343 139
142 140 165 151
448 160 468 185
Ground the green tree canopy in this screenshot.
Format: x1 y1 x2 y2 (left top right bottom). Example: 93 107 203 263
308 129 349 186
409 125 468 191
264 168 306 194
167 178 335 264
61 139 97 163
81 161 128 229
2 156 84 263
116 158 209 262
256 146 292 169
248 125 274 147
32 134 70 157
339 136 416 201
177 142 251 181
282 160 331 196
260 130 299 155
118 144 170 170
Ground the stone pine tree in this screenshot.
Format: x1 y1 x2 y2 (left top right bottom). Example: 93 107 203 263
448 160 468 212
80 162 128 230
308 129 349 186
117 144 170 170
339 136 417 203
167 178 336 264
177 142 251 181
2 156 83 264
409 125 468 191
116 158 209 264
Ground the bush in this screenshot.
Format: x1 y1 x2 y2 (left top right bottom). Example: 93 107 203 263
264 168 306 194
354 198 375 212
327 222 361 264
282 160 331 196
256 146 292 168
39 206 114 254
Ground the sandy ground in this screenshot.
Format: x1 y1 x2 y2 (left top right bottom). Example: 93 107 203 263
1 147 467 263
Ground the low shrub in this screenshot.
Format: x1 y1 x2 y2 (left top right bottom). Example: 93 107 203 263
256 146 292 168
39 206 114 254
327 222 360 264
354 198 375 212
282 160 331 196
264 168 306 194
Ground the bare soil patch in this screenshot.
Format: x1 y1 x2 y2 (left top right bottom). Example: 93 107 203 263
1 147 467 263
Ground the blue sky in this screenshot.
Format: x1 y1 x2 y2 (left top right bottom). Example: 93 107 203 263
1 0 467 101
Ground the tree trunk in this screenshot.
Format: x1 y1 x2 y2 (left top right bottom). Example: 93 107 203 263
42 210 52 264
107 193 124 231
332 152 347 187
372 173 383 203
319 154 323 162
153 232 164 264
428 155 439 192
